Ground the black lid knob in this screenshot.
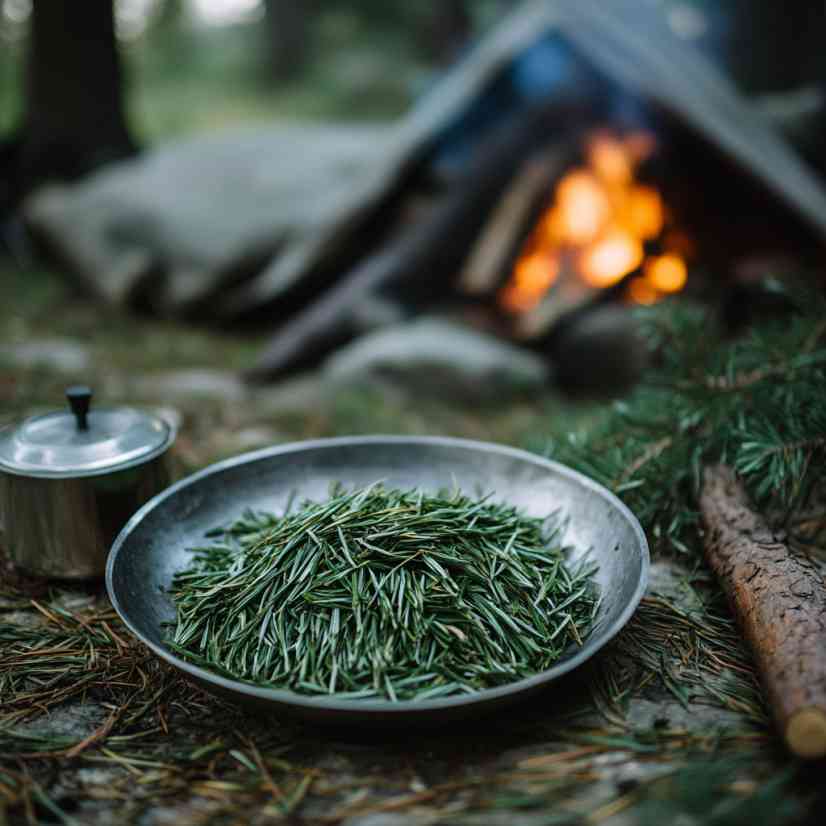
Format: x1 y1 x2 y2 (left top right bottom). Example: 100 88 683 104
66 385 93 431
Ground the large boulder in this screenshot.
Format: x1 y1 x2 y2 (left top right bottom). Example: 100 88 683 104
323 317 549 402
25 123 394 314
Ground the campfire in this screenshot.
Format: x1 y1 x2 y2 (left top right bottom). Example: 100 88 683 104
498 130 690 330
21 0 826 383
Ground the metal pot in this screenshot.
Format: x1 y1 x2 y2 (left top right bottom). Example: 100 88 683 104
0 386 176 579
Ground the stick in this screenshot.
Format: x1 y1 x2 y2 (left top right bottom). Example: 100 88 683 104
700 464 826 758
457 144 572 296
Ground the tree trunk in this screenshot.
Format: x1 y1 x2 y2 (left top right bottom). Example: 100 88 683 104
263 0 309 83
700 464 826 759
17 0 136 195
725 1 826 93
418 1 473 65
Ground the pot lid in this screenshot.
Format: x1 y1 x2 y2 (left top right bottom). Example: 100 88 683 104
0 386 174 478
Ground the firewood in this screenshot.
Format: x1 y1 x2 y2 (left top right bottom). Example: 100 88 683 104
458 145 573 296
513 263 601 340
700 464 826 759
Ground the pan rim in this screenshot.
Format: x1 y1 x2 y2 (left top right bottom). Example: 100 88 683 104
106 434 649 715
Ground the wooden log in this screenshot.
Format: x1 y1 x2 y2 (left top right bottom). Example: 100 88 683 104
700 464 826 759
512 261 602 340
457 144 573 296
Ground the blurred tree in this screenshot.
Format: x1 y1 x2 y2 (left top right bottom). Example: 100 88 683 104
263 0 311 82
420 0 473 64
155 0 185 30
6 0 136 206
313 0 475 66
372 0 473 64
725 0 826 93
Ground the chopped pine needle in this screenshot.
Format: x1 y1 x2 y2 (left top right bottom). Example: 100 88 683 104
166 483 599 701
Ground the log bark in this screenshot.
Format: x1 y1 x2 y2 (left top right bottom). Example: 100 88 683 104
700 464 826 759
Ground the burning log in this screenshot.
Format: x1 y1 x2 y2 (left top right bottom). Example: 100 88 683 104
457 127 689 343
700 464 826 759
458 144 575 296
496 129 680 317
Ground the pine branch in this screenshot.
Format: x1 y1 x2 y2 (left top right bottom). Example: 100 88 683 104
541 283 826 556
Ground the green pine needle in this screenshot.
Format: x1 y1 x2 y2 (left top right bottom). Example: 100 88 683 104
166 484 598 701
539 282 826 555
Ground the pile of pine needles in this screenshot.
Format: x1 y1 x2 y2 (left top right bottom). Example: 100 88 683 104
167 484 598 700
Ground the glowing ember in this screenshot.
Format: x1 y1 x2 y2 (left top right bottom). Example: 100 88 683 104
547 171 611 245
499 127 689 314
662 229 695 259
626 276 659 305
587 132 632 186
500 251 559 312
644 253 687 293
580 229 643 288
623 185 664 240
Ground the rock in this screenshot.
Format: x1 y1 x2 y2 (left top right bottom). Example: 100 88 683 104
0 338 91 373
141 799 223 826
323 317 549 402
210 426 283 456
626 698 746 732
24 123 396 316
132 369 246 404
253 373 335 416
646 559 705 612
75 767 123 787
548 305 648 396
343 814 433 826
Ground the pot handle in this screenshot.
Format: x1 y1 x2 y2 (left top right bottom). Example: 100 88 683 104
66 386 93 431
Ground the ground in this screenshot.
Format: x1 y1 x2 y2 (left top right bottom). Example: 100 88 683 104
0 266 819 825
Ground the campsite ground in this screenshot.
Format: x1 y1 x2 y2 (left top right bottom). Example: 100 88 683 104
0 7 821 823
0 265 575 466
0 265 813 826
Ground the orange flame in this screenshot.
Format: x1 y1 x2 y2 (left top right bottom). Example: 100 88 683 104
644 253 687 293
623 185 664 240
623 130 656 164
587 132 632 186
500 250 559 312
546 171 611 245
627 276 659 305
499 128 689 313
580 229 643 288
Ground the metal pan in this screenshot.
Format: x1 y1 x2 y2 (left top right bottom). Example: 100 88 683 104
106 436 648 726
